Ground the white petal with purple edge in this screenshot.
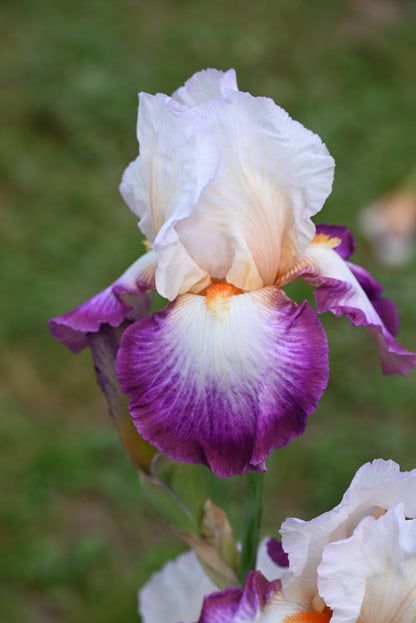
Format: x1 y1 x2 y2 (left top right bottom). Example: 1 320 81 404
318 505 416 623
116 285 328 478
299 241 416 374
280 459 416 606
48 250 157 352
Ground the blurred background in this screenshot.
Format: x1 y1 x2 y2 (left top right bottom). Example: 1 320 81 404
1 0 416 620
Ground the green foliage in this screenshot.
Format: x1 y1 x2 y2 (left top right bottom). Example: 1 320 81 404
2 0 416 620
140 457 209 533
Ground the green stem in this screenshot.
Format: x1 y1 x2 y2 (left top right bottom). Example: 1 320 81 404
239 471 265 585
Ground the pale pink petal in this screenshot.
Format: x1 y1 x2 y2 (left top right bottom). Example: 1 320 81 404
175 92 334 290
280 459 416 606
154 235 211 300
318 505 416 623
260 591 323 623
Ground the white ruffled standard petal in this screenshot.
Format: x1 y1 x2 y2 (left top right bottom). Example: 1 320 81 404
120 72 334 299
280 459 416 608
119 92 220 299
175 92 334 291
172 68 239 107
155 234 211 300
318 505 416 623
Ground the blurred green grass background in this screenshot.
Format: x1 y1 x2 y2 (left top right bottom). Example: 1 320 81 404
1 0 416 620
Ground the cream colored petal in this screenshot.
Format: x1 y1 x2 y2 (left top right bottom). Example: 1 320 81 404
318 505 416 623
155 234 211 300
175 92 334 290
260 590 320 623
280 460 416 607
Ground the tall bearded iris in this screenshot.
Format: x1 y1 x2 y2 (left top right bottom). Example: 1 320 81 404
49 69 416 478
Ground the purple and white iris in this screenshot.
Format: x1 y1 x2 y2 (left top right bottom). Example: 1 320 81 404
139 460 416 623
49 69 416 477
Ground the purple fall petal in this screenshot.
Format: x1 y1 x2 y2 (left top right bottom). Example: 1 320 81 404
49 252 156 352
300 242 416 376
116 286 329 478
197 571 280 623
312 224 404 356
314 275 415 375
347 262 399 336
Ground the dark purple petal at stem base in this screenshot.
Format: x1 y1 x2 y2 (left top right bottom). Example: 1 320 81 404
315 224 355 260
266 538 289 568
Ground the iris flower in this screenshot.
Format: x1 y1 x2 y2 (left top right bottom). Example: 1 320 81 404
49 69 416 477
139 459 416 623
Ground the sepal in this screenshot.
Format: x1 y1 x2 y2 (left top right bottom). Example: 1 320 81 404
201 499 240 577
140 454 209 533
89 322 157 473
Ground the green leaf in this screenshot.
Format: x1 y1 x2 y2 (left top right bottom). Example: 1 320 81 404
151 455 208 524
140 472 197 533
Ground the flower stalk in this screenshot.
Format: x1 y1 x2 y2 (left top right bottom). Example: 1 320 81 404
239 471 265 585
